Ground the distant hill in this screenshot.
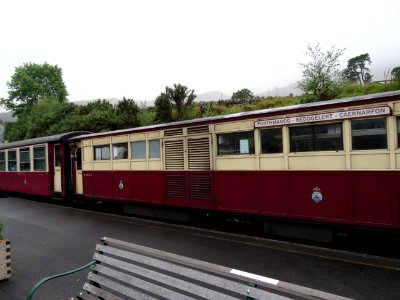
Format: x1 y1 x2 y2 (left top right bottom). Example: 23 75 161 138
257 82 302 98
194 91 230 102
70 91 232 107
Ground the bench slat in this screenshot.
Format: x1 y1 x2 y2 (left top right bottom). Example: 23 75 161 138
76 289 102 300
88 272 162 300
96 244 290 300
94 262 236 300
83 282 124 300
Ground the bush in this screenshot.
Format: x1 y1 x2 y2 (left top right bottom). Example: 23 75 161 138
338 82 400 98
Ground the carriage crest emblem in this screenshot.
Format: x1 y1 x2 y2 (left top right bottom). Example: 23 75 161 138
311 187 323 203
118 180 124 191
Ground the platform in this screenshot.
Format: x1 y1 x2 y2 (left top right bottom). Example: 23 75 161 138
0 197 399 299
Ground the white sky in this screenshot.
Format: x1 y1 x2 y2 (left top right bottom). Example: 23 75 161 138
1 0 399 109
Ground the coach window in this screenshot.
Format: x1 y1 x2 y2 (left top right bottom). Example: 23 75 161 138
113 143 128 160
260 128 283 154
351 118 387 150
8 150 17 171
19 148 31 171
76 148 82 170
0 151 5 171
55 145 62 167
290 123 343 152
131 141 146 159
217 131 255 155
94 145 110 160
397 117 400 148
33 146 46 171
149 139 160 159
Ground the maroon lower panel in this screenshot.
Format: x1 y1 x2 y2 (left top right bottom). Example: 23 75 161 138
289 172 352 221
214 170 399 230
0 172 51 196
214 172 260 213
81 170 400 230
352 173 395 226
84 171 166 204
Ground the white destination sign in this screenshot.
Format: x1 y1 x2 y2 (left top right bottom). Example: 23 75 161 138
254 106 391 128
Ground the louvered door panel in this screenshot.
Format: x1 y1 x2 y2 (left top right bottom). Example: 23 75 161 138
164 139 184 170
166 174 185 199
190 173 212 200
188 137 210 170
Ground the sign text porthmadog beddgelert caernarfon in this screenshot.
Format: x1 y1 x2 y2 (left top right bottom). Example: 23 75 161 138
254 107 391 128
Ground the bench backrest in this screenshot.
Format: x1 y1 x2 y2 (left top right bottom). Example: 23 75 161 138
77 237 351 300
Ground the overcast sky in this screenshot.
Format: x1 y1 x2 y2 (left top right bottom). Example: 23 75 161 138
1 0 399 110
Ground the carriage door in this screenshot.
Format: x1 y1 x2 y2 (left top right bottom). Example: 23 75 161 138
54 144 62 192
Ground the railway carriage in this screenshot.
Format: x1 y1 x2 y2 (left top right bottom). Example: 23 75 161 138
1 91 400 241
69 91 400 241
0 132 90 198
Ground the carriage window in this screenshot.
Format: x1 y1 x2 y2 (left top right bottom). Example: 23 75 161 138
131 141 146 159
94 145 110 160
113 143 128 160
20 148 31 171
0 151 5 171
351 118 387 150
54 144 62 167
290 123 343 152
261 128 283 154
217 131 255 155
149 139 160 159
397 118 400 148
34 146 46 171
8 150 17 171
76 148 82 170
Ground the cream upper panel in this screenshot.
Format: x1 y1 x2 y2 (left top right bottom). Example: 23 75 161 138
213 102 399 171
80 100 399 172
81 132 163 171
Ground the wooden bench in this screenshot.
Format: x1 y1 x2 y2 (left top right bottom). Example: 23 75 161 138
28 237 351 300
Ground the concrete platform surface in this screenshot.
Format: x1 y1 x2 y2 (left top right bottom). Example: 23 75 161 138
0 197 399 299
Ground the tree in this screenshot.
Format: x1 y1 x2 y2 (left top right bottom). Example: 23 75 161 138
79 100 120 132
231 88 254 103
298 43 345 102
5 98 75 141
0 62 68 116
165 83 196 120
115 97 140 129
344 53 372 85
391 66 400 81
154 93 173 123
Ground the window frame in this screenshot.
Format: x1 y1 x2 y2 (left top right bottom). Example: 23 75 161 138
112 143 128 160
7 149 17 171
19 147 31 171
33 145 47 171
351 117 388 151
260 127 283 154
217 131 255 156
94 145 111 161
289 122 343 153
397 117 400 149
149 139 161 159
0 151 5 171
130 140 147 160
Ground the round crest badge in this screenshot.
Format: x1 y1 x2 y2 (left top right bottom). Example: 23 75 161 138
311 187 323 203
118 180 124 191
